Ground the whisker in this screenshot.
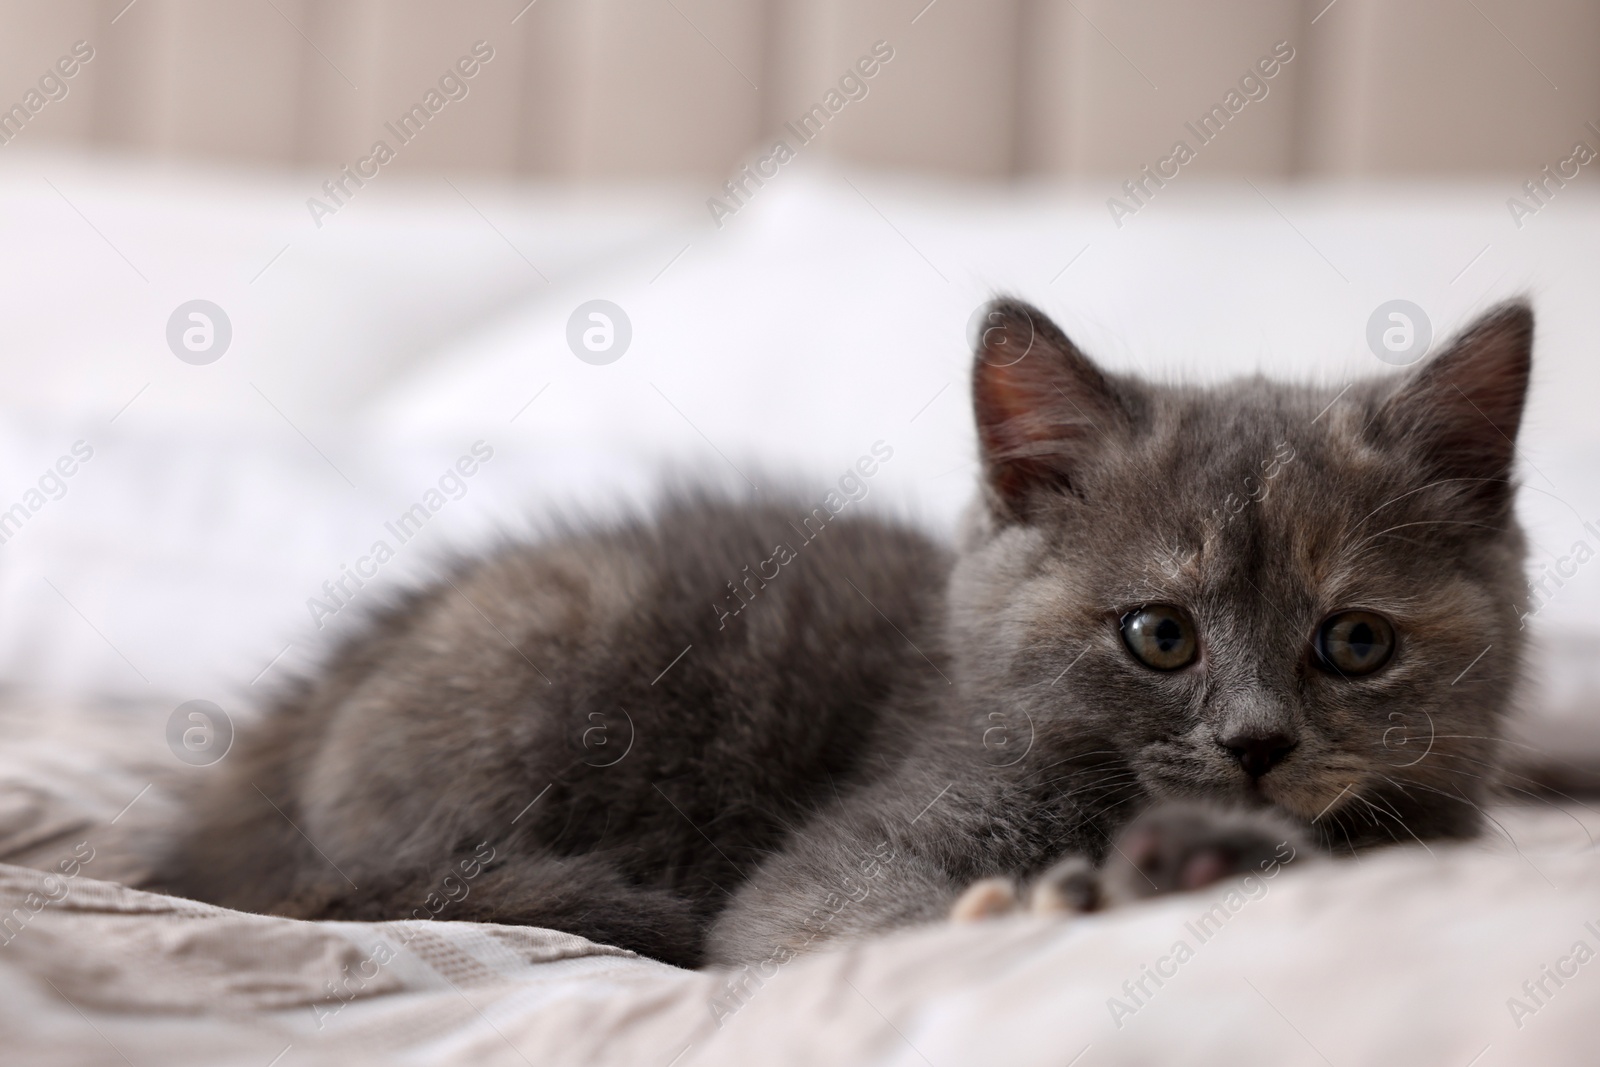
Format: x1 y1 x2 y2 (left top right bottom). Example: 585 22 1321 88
1335 818 1360 860
1379 773 1558 887
1016 749 1126 778
1491 783 1599 851
1352 518 1505 553
1357 792 1435 856
1345 477 1510 536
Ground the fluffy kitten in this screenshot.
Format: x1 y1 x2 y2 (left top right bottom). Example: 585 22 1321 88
150 298 1533 969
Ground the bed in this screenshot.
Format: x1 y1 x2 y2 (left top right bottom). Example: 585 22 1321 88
2 153 1599 1063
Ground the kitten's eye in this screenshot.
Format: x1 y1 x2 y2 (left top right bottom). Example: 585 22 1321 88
1314 611 1395 675
1120 605 1198 671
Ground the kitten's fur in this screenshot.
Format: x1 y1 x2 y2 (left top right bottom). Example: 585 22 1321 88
151 299 1533 969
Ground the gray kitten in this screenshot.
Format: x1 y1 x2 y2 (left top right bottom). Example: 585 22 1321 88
151 298 1532 970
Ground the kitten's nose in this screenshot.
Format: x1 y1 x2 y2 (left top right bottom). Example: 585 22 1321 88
1219 730 1297 778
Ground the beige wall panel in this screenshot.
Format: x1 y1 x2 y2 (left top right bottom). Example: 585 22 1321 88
1289 0 1374 175
556 0 767 178
783 0 1023 177
2 0 1594 179
760 0 841 143
1297 0 1600 175
513 0 597 176
0 1 101 147
1015 0 1085 174
1021 0 1303 177
95 0 308 163
349 1 527 174
292 0 379 168
87 0 181 152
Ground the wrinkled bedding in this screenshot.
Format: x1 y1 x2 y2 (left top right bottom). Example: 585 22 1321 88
2 695 1599 1066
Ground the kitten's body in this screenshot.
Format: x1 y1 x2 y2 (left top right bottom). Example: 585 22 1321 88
153 299 1534 969
159 501 952 966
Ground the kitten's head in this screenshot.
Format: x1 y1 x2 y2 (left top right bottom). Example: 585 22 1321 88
950 298 1533 848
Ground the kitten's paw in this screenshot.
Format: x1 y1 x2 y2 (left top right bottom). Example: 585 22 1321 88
950 877 1021 921
1026 856 1100 914
950 804 1308 923
1100 802 1307 905
950 858 1100 921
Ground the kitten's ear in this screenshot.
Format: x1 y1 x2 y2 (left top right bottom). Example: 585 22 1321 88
971 298 1135 519
1377 301 1533 516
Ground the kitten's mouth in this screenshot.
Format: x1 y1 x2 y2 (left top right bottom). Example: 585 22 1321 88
1139 747 1355 824
1235 778 1291 816
1255 776 1360 824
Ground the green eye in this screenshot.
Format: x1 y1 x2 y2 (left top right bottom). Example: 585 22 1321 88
1120 605 1198 671
1315 611 1395 675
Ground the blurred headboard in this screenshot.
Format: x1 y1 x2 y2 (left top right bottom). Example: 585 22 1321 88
0 0 1592 179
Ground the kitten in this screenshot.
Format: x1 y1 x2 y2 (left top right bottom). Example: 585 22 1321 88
150 298 1533 969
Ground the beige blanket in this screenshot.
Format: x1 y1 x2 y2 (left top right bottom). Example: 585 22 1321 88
3 696 1599 1066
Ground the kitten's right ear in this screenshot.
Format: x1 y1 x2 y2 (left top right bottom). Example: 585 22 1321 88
971 298 1134 520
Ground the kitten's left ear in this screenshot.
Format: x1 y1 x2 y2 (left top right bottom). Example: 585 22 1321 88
1377 300 1533 516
